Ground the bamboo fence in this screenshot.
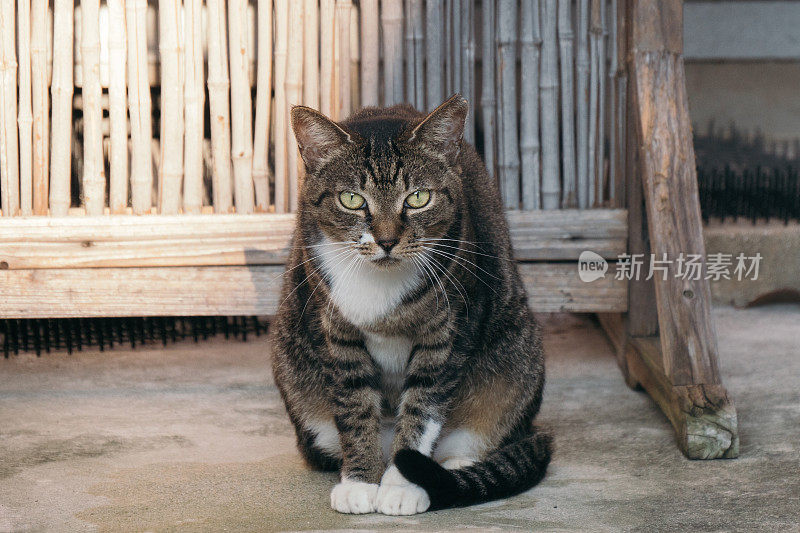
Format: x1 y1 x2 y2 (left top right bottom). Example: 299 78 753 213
0 1 620 218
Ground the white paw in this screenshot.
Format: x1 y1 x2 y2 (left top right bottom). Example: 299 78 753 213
440 456 476 470
330 478 379 514
376 465 430 515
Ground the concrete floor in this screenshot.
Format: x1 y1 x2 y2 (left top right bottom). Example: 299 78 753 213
1 305 798 532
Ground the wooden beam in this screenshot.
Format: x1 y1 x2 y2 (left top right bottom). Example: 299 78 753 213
0 210 628 269
629 0 720 386
0 262 627 319
627 336 739 459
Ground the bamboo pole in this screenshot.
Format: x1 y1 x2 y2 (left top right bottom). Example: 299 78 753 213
425 0 443 110
207 0 233 213
497 0 519 209
335 0 352 118
108 0 128 214
360 0 378 107
460 0 475 144
596 0 607 205
49 0 74 217
320 0 335 117
349 5 359 110
274 0 288 212
184 0 204 214
519 0 541 210
17 0 32 215
253 0 273 212
0 0 19 216
125 0 153 215
158 0 184 215
31 0 49 215
381 0 403 106
82 0 105 215
228 0 255 214
558 0 577 207
540 0 560 209
608 0 618 206
450 0 461 99
286 0 303 212
407 0 424 109
588 0 601 207
444 0 452 95
480 0 496 177
303 0 318 109
576 0 590 208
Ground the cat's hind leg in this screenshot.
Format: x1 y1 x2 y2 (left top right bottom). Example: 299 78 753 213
296 419 342 472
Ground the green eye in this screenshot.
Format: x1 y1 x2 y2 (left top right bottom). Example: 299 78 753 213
339 191 366 210
405 189 431 208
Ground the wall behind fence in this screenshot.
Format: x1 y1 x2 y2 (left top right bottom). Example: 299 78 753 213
0 0 620 218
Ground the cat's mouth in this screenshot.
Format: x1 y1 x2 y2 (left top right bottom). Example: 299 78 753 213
371 256 402 267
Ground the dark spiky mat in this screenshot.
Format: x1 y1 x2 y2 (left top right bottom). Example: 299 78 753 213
2 316 269 358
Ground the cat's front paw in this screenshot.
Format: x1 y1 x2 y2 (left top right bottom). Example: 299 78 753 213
330 478 379 514
376 465 430 515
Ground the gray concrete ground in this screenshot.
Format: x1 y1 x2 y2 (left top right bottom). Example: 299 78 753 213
1 305 798 532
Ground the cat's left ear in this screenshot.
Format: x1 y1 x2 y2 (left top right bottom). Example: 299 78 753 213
405 94 468 165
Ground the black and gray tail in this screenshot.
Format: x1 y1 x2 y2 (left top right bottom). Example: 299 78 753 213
394 430 553 511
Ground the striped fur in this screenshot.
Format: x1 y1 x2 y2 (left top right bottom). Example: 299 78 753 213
272 95 550 515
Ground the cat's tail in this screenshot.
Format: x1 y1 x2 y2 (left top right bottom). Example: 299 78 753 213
394 428 553 511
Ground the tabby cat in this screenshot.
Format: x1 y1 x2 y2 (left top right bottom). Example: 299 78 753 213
272 95 551 515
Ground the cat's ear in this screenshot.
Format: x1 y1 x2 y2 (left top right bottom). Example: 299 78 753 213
405 94 468 165
291 106 355 173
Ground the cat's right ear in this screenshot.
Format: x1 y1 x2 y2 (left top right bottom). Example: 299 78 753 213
291 106 354 173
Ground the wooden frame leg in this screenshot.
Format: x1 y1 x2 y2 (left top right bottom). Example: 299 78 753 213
600 0 739 460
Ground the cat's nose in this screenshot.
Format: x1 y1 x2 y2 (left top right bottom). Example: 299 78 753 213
377 238 399 253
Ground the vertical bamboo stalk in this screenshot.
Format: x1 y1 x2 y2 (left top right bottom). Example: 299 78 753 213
335 0 352 118
158 0 184 215
274 0 288 212
444 0 452 95
49 0 74 216
596 0 607 205
349 5 359 110
228 0 254 214
410 0 425 109
575 0 590 208
588 0 601 207
207 0 233 213
480 0 496 177
558 0 577 207
450 0 461 99
17 0 32 215
608 0 618 206
519 0 541 210
425 0 443 110
286 0 303 212
253 0 273 212
183 0 204 214
0 0 18 216
303 0 318 108
319 0 335 117
496 0 519 209
82 0 105 215
381 0 403 106
360 0 378 107
31 0 49 214
126 0 152 214
540 0 560 209
108 0 128 214
612 0 626 206
460 0 475 144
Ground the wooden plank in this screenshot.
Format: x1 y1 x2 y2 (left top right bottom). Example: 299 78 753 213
0 210 628 269
630 0 720 386
0 262 626 319
627 336 739 459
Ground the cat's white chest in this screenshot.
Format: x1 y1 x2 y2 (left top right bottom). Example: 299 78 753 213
318 243 421 327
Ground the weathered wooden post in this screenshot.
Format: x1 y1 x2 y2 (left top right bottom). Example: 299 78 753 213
602 0 739 460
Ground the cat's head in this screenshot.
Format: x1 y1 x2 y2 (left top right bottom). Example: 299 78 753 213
291 95 468 269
